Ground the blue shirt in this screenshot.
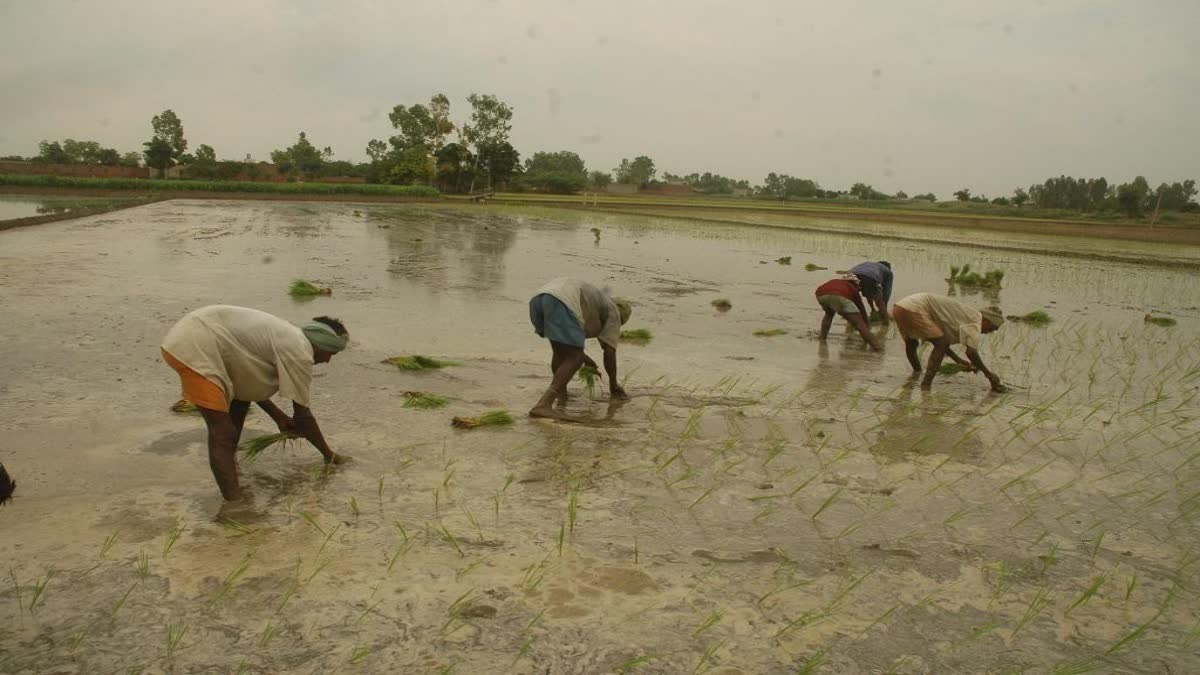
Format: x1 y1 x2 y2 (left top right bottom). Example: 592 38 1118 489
850 262 893 303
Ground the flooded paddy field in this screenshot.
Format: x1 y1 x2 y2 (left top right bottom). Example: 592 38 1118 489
1 199 1198 674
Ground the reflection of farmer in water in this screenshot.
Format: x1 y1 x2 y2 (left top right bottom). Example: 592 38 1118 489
849 260 893 321
528 277 632 419
816 274 882 350
891 293 1007 392
161 305 350 500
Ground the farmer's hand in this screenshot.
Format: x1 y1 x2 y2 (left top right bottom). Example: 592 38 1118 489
274 415 295 435
583 354 600 374
610 384 629 400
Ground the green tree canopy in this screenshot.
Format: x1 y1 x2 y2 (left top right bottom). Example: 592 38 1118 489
615 155 655 187
522 150 587 193
151 110 187 161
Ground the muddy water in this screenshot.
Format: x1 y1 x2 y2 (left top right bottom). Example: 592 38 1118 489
1 199 1197 674
0 194 145 223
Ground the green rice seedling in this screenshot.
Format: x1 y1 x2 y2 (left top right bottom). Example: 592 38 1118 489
350 496 360 518
382 355 458 370
694 609 724 635
8 568 23 613
299 511 326 537
451 410 514 429
259 620 278 647
110 582 137 617
512 636 535 666
289 279 331 297
521 556 553 592
209 554 252 605
165 623 188 659
28 569 53 614
462 506 484 542
692 640 725 674
753 328 788 337
1011 310 1053 325
100 532 119 558
1066 574 1108 614
1011 587 1052 636
402 391 451 409
577 364 600 395
615 654 657 672
136 550 150 580
711 298 732 311
946 264 1004 288
557 522 566 557
567 490 579 532
1124 571 1137 601
238 432 300 460
590 227 601 239
804 263 827 271
858 603 901 637
162 526 184 557
1106 605 1166 655
169 399 199 414
439 524 464 557
776 256 792 265
620 328 653 344
1049 656 1108 675
811 486 843 521
937 362 970 376
1144 314 1177 327
796 648 827 675
349 646 370 665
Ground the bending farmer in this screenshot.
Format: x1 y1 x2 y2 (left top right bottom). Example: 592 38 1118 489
529 277 632 419
849 260 893 321
816 275 882 350
162 305 349 500
891 293 1006 392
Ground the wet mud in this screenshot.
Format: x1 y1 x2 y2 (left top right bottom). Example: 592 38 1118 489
1 199 1197 673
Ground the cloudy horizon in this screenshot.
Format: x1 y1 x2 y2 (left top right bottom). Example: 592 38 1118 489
1 0 1196 197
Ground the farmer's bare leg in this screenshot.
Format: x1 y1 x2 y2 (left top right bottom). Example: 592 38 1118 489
532 342 585 418
844 312 881 350
818 308 835 340
229 399 251 438
549 344 569 403
199 407 242 500
920 337 951 389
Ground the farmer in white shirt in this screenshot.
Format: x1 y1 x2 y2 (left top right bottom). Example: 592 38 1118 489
891 293 1007 392
161 305 349 500
528 277 632 419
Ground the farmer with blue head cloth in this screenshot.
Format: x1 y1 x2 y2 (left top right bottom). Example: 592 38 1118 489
161 305 350 500
849 260 894 321
529 277 632 419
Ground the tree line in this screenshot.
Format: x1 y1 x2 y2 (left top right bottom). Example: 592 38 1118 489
4 98 1197 215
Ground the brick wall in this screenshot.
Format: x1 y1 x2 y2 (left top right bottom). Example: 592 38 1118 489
0 160 150 179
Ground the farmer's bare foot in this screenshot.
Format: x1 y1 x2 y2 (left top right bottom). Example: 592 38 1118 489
529 406 560 419
327 452 350 465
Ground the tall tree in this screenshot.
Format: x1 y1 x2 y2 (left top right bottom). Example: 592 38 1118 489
271 132 330 177
150 110 187 162
589 170 612 189
195 144 217 163
142 137 174 176
523 150 587 193
461 93 514 193
954 188 971 202
615 155 655 187
36 140 70 164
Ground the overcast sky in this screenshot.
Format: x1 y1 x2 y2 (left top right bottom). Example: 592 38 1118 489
1 0 1196 196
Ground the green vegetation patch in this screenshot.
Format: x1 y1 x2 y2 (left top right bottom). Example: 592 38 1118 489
938 363 971 376
289 279 331 296
1009 310 1053 325
1144 315 1177 327
0 173 440 197
947 264 1005 288
451 410 514 429
804 263 827 271
402 391 450 409
383 355 458 370
753 328 788 337
776 256 792 265
620 328 653 344
711 298 732 311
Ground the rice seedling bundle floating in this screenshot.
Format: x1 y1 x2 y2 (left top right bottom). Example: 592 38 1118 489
170 399 200 414
382 355 458 370
289 279 332 297
804 263 827 271
711 298 732 311
451 410 514 429
402 391 450 409
619 328 653 344
238 432 301 460
776 256 792 265
753 328 788 337
938 363 971 375
1144 314 1177 327
946 264 1005 288
1008 310 1052 325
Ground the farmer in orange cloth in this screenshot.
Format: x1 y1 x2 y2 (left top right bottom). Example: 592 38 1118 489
815 274 882 350
528 277 632 419
891 293 1007 392
161 305 350 500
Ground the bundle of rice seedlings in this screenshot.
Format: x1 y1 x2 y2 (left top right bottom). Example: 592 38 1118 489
0 463 15 506
620 328 653 345
451 410 514 429
590 227 601 240
289 279 332 296
577 364 600 396
402 391 450 409
170 399 199 414
1009 310 1052 325
804 263 827 271
946 264 1004 288
753 328 788 337
382 355 458 370
711 298 732 311
776 256 792 265
1144 314 1177 327
938 363 970 375
238 432 301 460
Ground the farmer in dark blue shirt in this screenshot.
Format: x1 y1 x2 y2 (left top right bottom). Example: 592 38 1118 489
850 261 893 322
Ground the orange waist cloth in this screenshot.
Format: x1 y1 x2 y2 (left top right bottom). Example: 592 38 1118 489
891 306 943 341
162 348 228 412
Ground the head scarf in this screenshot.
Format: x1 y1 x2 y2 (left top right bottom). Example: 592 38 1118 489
840 273 862 287
979 307 1005 329
302 321 349 353
613 298 633 325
